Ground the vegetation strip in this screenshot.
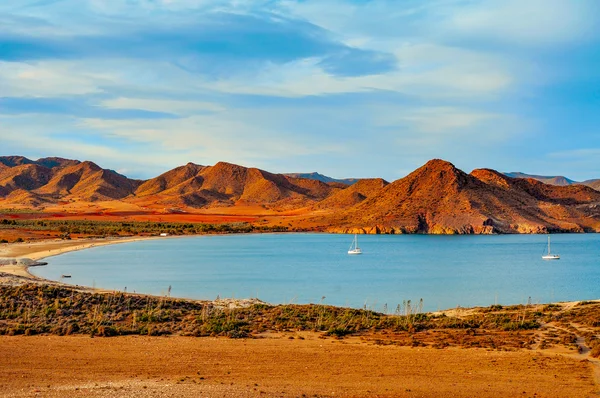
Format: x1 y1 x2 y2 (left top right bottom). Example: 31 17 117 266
1 283 598 356
0 219 288 242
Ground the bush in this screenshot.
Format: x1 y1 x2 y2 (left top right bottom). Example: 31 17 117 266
326 327 352 337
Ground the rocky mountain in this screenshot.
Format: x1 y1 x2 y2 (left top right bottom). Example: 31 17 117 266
135 163 207 197
1 156 600 234
283 172 359 185
325 160 600 234
314 178 388 209
0 156 140 203
504 172 576 186
504 171 600 191
582 179 600 191
35 161 140 201
134 161 339 209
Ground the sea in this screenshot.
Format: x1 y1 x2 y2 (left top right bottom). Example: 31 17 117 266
30 233 600 312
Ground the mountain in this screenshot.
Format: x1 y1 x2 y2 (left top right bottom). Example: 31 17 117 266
0 156 35 168
314 178 388 209
36 161 140 201
582 179 600 191
283 172 359 185
504 171 600 191
0 158 140 203
135 162 206 197
35 157 81 170
0 164 53 194
1 156 600 234
134 161 340 209
324 160 600 234
504 172 576 186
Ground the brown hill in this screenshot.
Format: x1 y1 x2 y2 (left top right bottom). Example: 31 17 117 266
503 172 576 186
582 179 600 191
1 155 599 234
36 161 139 201
283 172 359 185
137 162 338 209
0 164 53 195
325 160 600 234
135 163 206 197
35 157 81 170
1 189 53 207
0 156 34 168
315 178 388 209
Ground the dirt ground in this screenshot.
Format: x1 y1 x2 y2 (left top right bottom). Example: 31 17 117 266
0 334 597 398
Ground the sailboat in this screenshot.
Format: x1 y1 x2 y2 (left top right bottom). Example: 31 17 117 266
348 234 362 255
542 235 560 260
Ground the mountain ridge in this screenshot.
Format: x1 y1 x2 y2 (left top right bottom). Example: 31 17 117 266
1 156 599 234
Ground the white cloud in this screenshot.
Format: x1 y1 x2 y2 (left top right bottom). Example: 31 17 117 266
283 0 599 47
0 61 105 97
373 106 501 134
100 98 226 115
204 43 513 99
441 0 600 46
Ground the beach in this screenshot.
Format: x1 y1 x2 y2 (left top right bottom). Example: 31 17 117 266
0 236 154 280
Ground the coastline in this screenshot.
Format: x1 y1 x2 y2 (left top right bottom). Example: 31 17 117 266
1 236 599 396
1 234 599 311
0 236 158 281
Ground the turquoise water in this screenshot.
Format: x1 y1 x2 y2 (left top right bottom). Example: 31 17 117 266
31 233 600 312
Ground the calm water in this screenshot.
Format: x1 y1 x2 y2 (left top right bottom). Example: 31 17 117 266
31 234 600 312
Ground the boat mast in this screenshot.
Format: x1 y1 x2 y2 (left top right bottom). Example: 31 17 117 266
548 235 551 255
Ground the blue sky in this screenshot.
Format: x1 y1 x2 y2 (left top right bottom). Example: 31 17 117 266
1 0 600 181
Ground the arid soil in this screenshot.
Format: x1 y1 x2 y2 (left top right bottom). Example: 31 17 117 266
0 334 597 398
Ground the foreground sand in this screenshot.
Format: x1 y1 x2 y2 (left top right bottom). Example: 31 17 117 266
0 334 596 398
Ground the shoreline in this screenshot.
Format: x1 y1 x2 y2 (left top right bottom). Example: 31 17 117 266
1 234 599 313
0 236 159 279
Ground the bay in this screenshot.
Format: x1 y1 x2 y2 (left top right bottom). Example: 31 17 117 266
30 233 600 312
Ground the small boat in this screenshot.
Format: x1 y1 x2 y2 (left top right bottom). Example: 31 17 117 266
542 235 560 260
348 234 362 255
61 274 72 278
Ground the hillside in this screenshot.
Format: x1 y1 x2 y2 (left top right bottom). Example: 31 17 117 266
504 171 600 191
36 161 140 201
0 157 141 204
504 172 576 186
314 178 388 209
1 156 600 234
284 172 359 186
324 160 600 234
582 179 600 191
133 161 340 209
135 163 206 197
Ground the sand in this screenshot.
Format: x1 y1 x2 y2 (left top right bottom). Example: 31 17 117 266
0 335 597 398
0 236 155 278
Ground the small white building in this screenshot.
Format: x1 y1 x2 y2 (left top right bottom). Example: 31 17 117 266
160 233 169 237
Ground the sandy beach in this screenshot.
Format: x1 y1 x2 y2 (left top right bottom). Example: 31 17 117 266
0 236 155 279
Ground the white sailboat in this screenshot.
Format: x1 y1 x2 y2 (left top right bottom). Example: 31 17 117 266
348 234 362 255
542 235 560 260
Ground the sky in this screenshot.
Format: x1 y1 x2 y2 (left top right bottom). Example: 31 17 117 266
1 0 600 181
